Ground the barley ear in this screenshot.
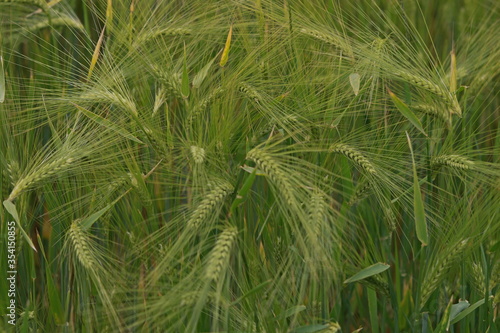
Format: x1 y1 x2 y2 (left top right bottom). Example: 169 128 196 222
205 227 238 282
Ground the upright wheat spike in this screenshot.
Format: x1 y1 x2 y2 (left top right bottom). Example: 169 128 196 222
8 156 76 201
187 181 233 230
308 190 327 238
190 146 206 164
420 239 469 307
329 143 377 175
205 227 238 282
431 155 474 171
247 148 295 205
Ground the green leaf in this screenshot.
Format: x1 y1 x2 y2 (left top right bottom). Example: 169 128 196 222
388 89 427 136
406 132 428 246
3 200 37 252
344 263 390 284
181 44 190 98
450 298 485 325
368 288 379 333
434 297 453 333
0 55 5 103
230 167 257 213
79 204 113 230
349 73 360 96
449 300 470 322
290 324 329 333
72 103 143 144
279 305 306 319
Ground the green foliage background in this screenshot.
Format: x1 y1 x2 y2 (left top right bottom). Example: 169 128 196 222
0 0 499 332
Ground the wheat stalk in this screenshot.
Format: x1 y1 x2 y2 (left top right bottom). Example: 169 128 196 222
205 227 238 282
329 143 377 175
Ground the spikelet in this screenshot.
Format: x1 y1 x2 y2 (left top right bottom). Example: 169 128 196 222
420 239 469 307
8 156 76 201
431 155 474 171
190 145 206 164
187 181 233 230
329 143 377 175
205 227 238 282
246 148 295 205
68 221 95 270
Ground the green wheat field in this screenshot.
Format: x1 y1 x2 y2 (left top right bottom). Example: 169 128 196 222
0 0 499 332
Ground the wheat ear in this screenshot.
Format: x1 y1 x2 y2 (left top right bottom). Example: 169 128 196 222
246 148 295 205
431 155 474 171
187 181 233 230
68 221 95 270
329 143 377 175
205 227 238 282
8 156 76 201
420 239 469 307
